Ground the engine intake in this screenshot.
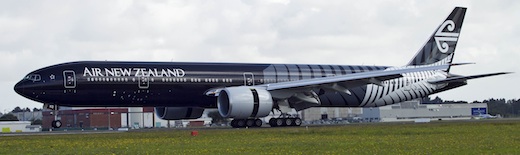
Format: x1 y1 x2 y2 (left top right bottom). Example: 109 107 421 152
217 86 273 119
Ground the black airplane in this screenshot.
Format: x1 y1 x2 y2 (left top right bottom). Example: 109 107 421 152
14 7 509 128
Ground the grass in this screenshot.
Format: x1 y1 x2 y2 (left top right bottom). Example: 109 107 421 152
1 120 520 154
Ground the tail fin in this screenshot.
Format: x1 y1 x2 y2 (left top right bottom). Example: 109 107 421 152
407 7 467 72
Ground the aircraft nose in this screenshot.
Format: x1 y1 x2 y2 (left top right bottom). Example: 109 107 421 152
14 81 25 96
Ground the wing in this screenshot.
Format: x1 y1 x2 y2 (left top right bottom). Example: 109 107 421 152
264 65 449 91
205 64 449 111
259 64 449 110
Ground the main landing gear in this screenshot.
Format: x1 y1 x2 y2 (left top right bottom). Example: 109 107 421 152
45 104 62 128
230 114 302 128
230 119 263 128
268 113 302 127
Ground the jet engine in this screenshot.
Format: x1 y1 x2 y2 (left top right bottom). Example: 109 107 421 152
217 86 273 119
155 107 204 120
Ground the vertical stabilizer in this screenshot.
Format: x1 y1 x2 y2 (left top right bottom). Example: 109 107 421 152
407 7 466 72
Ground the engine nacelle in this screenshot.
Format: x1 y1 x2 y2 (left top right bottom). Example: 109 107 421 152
155 107 204 120
217 86 273 119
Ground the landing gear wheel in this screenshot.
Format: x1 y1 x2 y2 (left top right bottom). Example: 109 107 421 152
285 118 294 126
52 120 62 128
254 119 263 127
269 118 277 127
236 119 246 127
275 118 284 126
294 118 302 126
246 119 255 127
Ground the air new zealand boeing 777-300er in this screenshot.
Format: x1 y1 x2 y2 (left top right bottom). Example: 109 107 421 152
14 7 510 128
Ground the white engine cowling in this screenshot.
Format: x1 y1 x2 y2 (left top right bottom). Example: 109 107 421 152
217 86 273 119
155 107 204 120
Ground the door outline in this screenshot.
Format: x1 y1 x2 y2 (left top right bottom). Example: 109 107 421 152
243 72 254 86
138 76 150 89
63 70 76 89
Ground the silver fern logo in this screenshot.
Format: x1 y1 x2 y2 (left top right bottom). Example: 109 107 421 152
434 20 459 53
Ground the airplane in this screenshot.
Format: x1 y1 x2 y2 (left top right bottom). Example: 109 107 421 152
14 7 510 128
477 114 498 119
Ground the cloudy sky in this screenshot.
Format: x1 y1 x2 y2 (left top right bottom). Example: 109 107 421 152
1 0 518 112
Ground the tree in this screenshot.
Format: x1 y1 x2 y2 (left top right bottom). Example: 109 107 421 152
421 96 443 104
0 113 19 121
208 110 228 125
33 108 42 112
432 96 443 103
11 106 23 113
485 98 510 117
508 99 520 117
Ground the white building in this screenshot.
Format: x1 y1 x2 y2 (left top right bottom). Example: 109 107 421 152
362 100 488 122
0 121 41 133
301 107 363 121
120 107 211 128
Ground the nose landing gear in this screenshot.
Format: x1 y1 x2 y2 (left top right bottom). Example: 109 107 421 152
51 120 62 128
45 104 62 128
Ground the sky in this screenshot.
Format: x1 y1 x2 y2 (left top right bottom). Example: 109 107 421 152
1 0 518 113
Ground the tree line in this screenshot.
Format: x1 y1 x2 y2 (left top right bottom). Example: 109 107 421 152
10 106 42 113
0 106 43 124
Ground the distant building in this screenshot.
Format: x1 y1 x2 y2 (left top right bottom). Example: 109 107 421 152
42 107 211 130
298 100 488 123
12 111 42 121
42 108 129 129
0 121 41 133
301 107 362 121
362 100 488 122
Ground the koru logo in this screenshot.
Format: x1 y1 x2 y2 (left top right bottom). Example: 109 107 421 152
434 20 459 53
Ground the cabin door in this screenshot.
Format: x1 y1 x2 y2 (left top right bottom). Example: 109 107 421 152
63 70 76 89
138 76 150 89
243 72 254 86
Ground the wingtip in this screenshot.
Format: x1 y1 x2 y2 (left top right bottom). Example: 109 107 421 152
450 62 475 66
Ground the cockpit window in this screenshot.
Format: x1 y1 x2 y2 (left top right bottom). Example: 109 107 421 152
24 74 41 82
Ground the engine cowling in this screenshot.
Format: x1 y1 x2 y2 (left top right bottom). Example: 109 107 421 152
217 86 273 119
155 107 204 120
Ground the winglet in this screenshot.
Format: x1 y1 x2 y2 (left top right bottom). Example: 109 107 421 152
450 62 475 66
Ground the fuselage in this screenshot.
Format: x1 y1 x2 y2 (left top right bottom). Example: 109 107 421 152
14 61 464 108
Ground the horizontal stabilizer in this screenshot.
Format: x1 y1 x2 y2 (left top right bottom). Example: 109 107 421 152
428 72 512 84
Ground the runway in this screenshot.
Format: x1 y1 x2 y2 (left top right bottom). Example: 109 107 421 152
0 129 126 136
2 118 519 136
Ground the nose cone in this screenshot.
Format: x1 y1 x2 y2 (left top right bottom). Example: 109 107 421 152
14 80 25 96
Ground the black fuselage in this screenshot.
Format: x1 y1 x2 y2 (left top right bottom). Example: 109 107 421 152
14 61 387 108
